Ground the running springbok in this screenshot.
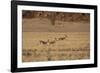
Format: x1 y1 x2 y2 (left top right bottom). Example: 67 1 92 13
39 40 49 45
58 35 68 41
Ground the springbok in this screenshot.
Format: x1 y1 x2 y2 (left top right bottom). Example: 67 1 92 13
58 35 68 40
39 40 49 45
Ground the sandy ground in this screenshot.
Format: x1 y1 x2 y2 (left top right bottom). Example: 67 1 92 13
22 18 90 62
22 18 90 32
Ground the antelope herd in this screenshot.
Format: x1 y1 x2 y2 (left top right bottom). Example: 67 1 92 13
39 35 68 45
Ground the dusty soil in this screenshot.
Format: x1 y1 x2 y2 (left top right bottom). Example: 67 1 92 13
22 18 90 62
